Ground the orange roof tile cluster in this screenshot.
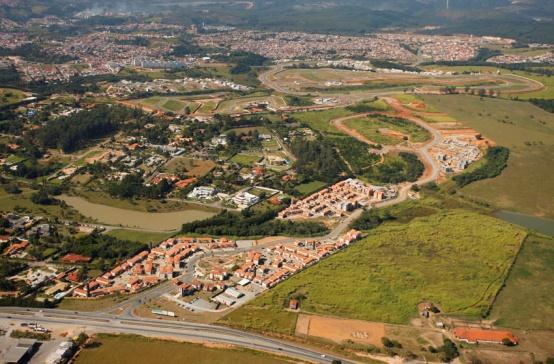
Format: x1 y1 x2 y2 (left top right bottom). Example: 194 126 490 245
61 253 91 264
4 240 29 256
452 327 518 345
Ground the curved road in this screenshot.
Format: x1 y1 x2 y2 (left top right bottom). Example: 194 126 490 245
331 96 442 206
0 307 351 364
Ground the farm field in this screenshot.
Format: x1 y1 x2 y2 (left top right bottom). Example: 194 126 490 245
164 157 215 177
75 334 293 364
343 114 430 144
221 211 525 333
490 233 554 330
421 94 554 219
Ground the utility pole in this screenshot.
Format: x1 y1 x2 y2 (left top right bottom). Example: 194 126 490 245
446 0 450 10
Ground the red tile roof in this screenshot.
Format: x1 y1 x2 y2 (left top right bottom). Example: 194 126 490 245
61 253 91 264
452 327 518 344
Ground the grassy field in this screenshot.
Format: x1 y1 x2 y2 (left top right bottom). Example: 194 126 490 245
222 211 525 333
0 188 84 221
290 107 353 134
418 113 457 123
490 233 554 330
0 88 27 107
294 181 327 195
507 71 554 99
60 194 217 231
164 157 215 177
75 334 293 364
105 229 173 245
57 295 125 312
197 100 219 113
132 97 199 114
290 99 390 135
230 153 262 166
344 115 430 144
421 95 554 219
162 99 186 112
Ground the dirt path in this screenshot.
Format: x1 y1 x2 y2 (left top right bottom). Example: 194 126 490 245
330 97 442 203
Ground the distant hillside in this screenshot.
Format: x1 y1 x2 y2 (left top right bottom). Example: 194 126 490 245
1 0 553 43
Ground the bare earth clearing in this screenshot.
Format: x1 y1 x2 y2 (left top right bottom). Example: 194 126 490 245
295 314 386 347
60 195 217 231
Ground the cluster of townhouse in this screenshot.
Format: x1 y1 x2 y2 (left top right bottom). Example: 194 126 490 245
1 26 200 82
430 130 491 175
278 178 396 220
73 237 236 298
107 77 249 97
198 30 416 62
231 230 362 289
176 230 362 308
197 30 514 62
488 51 554 64
0 32 30 49
377 33 514 62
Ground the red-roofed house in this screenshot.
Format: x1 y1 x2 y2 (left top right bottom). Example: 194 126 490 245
61 253 91 264
452 327 518 345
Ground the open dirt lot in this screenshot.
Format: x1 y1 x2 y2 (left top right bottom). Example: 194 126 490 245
295 314 386 347
165 157 216 177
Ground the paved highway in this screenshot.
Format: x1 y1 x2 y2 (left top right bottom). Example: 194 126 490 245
0 307 352 363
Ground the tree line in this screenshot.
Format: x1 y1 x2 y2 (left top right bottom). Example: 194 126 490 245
181 209 328 237
529 99 554 113
453 146 509 188
35 105 144 153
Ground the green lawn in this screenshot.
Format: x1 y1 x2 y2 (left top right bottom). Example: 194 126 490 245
291 107 353 134
75 334 293 364
294 181 327 195
490 233 554 330
221 211 525 333
230 153 262 166
344 115 430 145
162 99 185 112
105 229 173 245
421 94 554 219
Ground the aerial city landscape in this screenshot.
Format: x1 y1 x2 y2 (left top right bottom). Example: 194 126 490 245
0 0 553 363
